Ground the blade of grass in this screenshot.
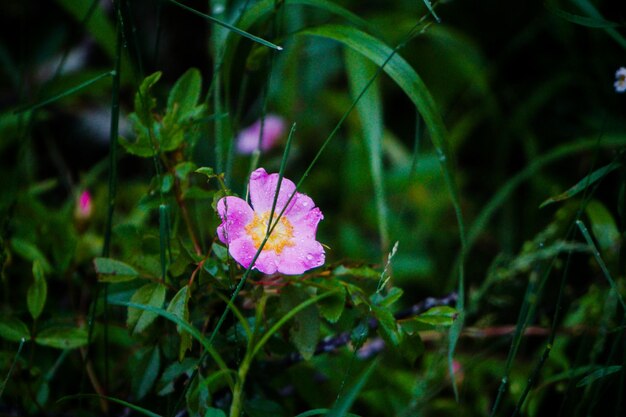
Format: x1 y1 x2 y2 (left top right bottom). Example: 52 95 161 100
544 0 620 28
540 160 622 208
345 48 390 255
0 337 25 398
326 358 380 417
570 0 626 50
108 299 233 386
13 71 114 114
167 0 282 51
462 135 626 265
576 220 626 311
58 394 161 417
251 290 337 358
170 110 298 417
297 23 468 397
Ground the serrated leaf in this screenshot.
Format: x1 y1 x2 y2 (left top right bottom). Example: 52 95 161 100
166 285 192 360
576 365 622 387
27 260 47 319
131 346 161 400
0 316 30 342
35 327 88 349
415 306 458 327
127 283 167 334
94 257 139 282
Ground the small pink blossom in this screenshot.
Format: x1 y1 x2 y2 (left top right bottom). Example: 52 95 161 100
615 67 626 93
216 168 325 275
236 114 286 154
75 190 93 219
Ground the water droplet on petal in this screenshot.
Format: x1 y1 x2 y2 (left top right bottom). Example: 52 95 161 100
306 254 313 260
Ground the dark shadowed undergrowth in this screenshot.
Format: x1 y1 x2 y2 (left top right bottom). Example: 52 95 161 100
1 0 626 416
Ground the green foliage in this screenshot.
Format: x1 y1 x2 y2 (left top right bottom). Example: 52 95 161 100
3 0 626 416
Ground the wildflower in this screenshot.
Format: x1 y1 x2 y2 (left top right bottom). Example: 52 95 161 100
615 67 626 93
236 114 286 154
75 190 93 219
216 168 325 275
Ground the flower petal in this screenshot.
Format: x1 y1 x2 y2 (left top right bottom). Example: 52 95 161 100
287 207 323 240
228 237 258 269
276 239 325 275
217 196 254 244
249 168 297 214
253 250 280 275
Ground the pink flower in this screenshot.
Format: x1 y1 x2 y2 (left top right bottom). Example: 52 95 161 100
75 190 93 219
216 168 325 275
236 114 286 154
615 67 626 93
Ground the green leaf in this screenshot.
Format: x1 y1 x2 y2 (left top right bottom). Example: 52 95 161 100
195 167 216 179
281 287 320 361
27 260 48 320
585 200 620 254
157 358 198 396
333 264 380 279
318 285 346 323
576 365 622 387
370 287 403 308
120 117 156 157
398 329 425 365
205 408 227 417
131 346 161 400
127 283 167 334
372 306 401 347
415 306 458 327
166 285 192 360
540 161 621 208
167 68 202 119
10 238 52 272
135 71 162 123
35 327 88 349
94 257 140 282
0 317 30 342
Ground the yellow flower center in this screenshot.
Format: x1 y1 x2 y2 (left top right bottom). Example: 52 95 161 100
245 211 295 254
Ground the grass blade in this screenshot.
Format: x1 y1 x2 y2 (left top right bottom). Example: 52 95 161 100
167 0 282 51
0 337 25 398
540 160 621 208
58 394 162 417
576 220 626 311
326 358 380 417
14 71 114 114
345 48 390 255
